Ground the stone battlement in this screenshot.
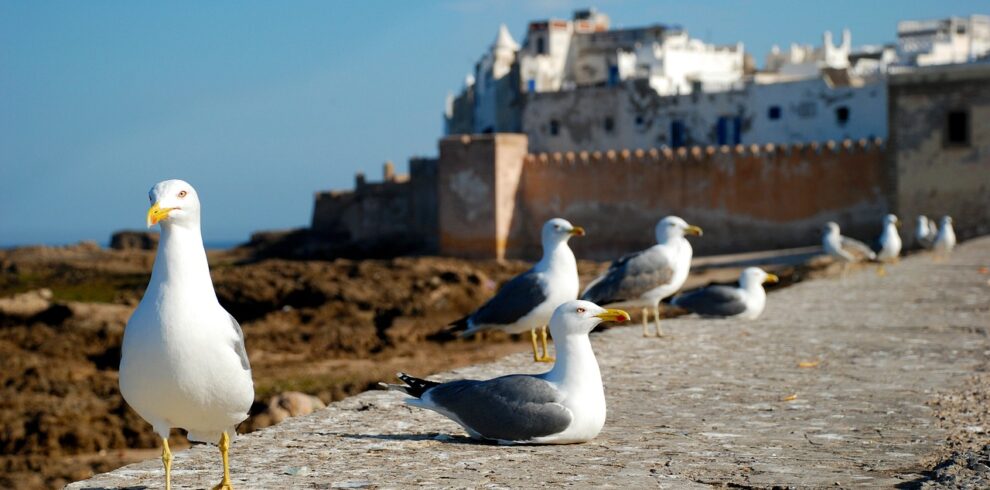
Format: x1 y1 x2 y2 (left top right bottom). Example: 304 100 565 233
524 138 886 165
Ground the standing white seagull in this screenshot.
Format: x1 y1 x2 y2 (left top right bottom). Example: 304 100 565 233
580 216 702 337
671 267 779 320
875 214 902 276
120 180 253 490
933 215 956 260
915 215 937 250
385 301 630 444
449 218 584 362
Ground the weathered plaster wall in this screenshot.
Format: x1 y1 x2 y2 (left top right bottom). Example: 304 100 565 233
507 140 887 260
888 64 990 242
522 77 886 154
311 159 438 256
436 134 529 259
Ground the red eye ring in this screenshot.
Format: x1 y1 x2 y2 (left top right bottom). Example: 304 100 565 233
178 190 187 198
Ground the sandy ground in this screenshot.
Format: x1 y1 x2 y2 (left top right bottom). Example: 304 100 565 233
68 237 990 489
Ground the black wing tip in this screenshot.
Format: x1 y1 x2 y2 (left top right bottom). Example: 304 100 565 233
393 372 441 398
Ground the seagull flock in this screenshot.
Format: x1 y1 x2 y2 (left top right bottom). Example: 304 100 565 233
119 180 961 487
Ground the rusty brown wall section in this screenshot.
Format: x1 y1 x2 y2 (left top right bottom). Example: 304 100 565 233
506 140 887 260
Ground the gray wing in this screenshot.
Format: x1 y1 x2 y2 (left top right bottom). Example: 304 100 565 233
581 248 674 304
672 285 747 317
840 236 877 260
470 269 547 327
228 314 251 371
426 375 572 441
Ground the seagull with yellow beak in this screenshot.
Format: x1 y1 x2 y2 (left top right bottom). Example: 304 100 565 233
671 267 779 319
449 218 584 362
581 216 702 337
120 179 253 490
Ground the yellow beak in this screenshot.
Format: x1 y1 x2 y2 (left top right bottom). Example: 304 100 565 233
684 225 703 236
764 273 779 284
595 308 631 323
569 226 586 237
146 202 175 228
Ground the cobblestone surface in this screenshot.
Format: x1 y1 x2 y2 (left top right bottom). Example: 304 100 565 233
70 238 990 489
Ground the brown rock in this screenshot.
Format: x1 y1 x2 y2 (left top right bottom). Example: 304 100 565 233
109 231 159 251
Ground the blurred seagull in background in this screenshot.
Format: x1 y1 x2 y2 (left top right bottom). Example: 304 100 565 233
933 215 956 260
384 301 629 444
448 218 584 362
580 216 702 337
671 267 778 320
915 215 937 250
120 180 253 490
875 214 902 276
822 221 876 276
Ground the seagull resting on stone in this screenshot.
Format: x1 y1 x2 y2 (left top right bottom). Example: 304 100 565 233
822 221 875 276
449 218 584 362
671 267 779 320
580 216 702 337
384 300 629 444
119 180 253 490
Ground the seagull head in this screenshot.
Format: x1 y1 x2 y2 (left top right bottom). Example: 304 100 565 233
940 215 953 227
549 300 630 338
542 218 585 246
740 267 778 289
884 214 900 227
655 216 702 244
823 221 841 237
146 179 201 229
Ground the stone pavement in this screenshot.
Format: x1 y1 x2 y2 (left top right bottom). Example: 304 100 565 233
70 238 990 489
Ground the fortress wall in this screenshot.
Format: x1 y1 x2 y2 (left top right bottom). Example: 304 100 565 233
508 139 887 260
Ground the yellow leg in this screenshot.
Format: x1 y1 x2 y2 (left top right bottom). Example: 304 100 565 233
162 437 172 490
876 264 887 277
653 304 664 338
537 325 555 363
530 329 541 362
641 307 650 337
212 431 233 490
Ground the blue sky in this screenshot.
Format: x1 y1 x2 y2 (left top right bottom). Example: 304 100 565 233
1 1 986 246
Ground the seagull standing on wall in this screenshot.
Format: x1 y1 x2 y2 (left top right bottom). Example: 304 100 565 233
915 215 937 250
385 301 630 444
875 214 902 275
119 180 254 490
933 215 956 260
580 216 702 337
449 218 584 362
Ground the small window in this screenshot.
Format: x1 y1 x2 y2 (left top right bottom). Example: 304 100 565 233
536 37 546 55
607 65 619 86
527 79 536 92
604 117 615 133
946 110 970 146
768 106 781 120
671 120 686 148
836 106 850 125
549 120 559 136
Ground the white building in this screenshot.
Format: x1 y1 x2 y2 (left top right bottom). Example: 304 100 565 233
897 15 990 66
517 9 745 96
443 10 987 154
765 30 851 79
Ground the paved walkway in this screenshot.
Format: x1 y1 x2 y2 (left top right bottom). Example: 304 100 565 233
71 238 990 489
